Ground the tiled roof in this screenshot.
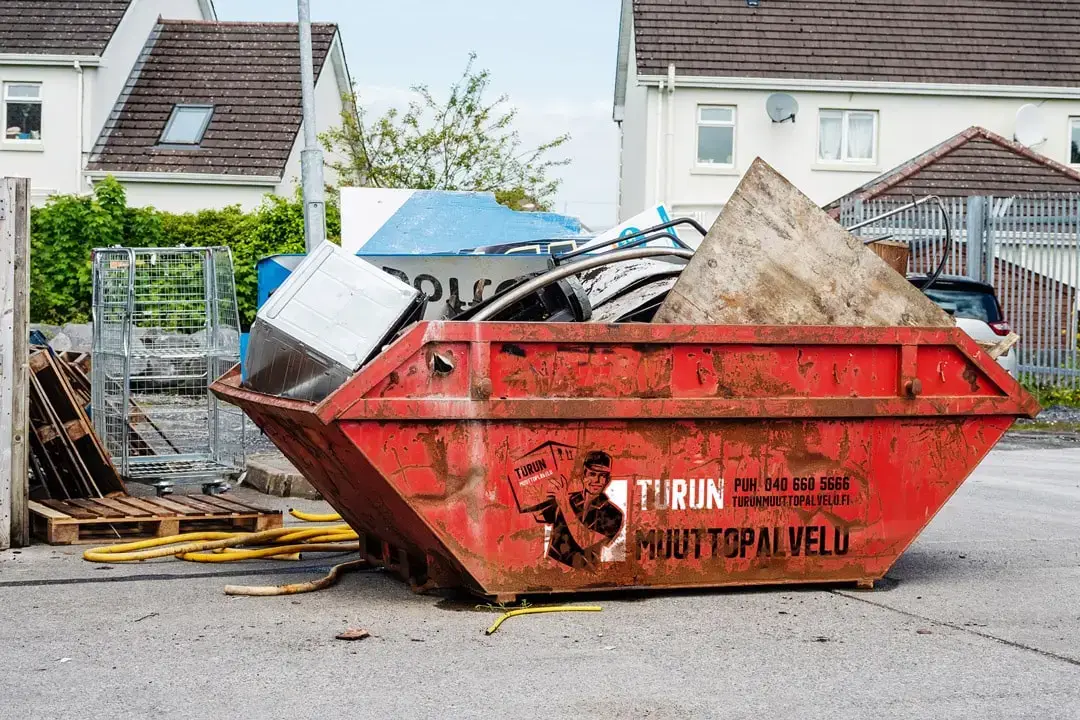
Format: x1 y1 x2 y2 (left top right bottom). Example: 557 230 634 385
633 0 1080 86
824 127 1080 211
0 0 131 55
87 21 337 177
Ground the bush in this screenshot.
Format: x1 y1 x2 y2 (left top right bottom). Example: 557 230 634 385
29 177 340 329
1021 381 1080 409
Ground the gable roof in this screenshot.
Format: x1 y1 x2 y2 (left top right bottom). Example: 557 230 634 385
0 0 131 56
86 20 338 178
630 0 1080 87
824 127 1080 211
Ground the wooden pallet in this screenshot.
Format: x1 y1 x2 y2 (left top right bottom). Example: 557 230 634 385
29 495 283 545
28 348 126 498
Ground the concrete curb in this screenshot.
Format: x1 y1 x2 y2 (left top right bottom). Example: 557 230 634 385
244 452 322 500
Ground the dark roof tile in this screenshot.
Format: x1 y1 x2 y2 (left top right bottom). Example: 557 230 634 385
86 20 337 177
0 0 131 55
634 0 1080 86
824 127 1080 210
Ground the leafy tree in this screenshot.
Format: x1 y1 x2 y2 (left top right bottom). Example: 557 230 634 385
322 53 570 210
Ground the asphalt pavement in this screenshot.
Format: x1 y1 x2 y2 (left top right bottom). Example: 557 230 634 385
1 442 1077 720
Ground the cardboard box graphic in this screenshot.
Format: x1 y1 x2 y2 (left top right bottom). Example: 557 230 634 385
507 441 577 512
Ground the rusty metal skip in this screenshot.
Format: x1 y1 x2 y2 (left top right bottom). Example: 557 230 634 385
214 159 1039 601
212 321 1039 601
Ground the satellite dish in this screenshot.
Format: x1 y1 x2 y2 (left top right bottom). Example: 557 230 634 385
766 93 799 123
1014 104 1047 147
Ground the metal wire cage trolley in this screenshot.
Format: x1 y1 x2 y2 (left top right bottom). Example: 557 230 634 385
91 246 245 494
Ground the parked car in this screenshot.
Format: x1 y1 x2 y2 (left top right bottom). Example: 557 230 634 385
907 274 1018 376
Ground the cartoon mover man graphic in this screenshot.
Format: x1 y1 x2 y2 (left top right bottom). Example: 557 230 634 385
510 447 625 569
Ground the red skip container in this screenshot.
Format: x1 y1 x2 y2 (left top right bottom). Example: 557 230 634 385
212 322 1039 600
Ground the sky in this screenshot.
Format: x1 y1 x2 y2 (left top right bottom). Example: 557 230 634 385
215 0 623 230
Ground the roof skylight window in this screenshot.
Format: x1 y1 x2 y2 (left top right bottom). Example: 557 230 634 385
159 104 213 145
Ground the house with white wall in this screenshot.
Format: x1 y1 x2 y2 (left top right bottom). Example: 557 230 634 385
0 0 213 202
613 0 1080 231
1 0 351 211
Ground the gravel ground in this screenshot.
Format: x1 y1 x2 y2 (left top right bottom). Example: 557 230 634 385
1026 404 1080 423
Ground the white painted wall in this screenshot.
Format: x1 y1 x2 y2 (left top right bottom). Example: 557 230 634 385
275 51 347 198
618 69 649 222
0 65 83 201
91 0 208 147
118 181 274 212
619 84 1080 227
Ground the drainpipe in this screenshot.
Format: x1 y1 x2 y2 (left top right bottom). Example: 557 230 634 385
615 119 624 220
664 63 676 211
654 78 665 206
74 60 84 194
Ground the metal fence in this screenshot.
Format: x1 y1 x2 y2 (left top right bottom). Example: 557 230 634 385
841 194 1080 387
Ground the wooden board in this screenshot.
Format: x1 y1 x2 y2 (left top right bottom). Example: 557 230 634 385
867 240 911 276
1 177 31 550
29 496 283 545
654 158 953 328
27 348 126 499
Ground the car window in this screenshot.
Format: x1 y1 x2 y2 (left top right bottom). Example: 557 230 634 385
922 288 1001 322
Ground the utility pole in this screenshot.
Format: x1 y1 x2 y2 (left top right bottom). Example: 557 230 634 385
298 0 326 252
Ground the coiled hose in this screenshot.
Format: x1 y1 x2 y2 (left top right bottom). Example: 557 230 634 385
83 511 360 596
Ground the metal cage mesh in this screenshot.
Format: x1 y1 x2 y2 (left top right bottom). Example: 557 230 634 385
91 247 244 485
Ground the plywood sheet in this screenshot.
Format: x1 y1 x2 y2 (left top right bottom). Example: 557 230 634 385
654 159 953 328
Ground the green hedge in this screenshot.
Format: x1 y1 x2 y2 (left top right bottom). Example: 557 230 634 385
30 177 340 329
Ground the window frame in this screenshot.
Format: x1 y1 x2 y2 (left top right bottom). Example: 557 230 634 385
3 82 43 144
695 104 737 168
818 109 879 164
158 104 214 147
1068 117 1080 165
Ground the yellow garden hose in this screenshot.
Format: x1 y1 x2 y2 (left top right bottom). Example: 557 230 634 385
80 509 363 596
82 526 357 563
485 605 603 635
224 558 367 596
81 515 605 625
289 508 342 522
177 543 359 562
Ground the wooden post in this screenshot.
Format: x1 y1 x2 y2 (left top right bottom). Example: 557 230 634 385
1 178 31 549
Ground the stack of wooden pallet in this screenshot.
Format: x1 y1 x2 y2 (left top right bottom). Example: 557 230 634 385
26 345 283 545
27 347 126 500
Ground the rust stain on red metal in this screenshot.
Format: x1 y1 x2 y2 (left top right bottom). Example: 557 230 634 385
212 322 1039 599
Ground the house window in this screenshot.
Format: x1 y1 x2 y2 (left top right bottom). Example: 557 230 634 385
696 106 736 166
1070 118 1080 164
160 104 213 145
3 83 42 141
819 109 878 163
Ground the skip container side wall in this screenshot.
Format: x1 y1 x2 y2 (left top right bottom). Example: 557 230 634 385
212 322 1039 598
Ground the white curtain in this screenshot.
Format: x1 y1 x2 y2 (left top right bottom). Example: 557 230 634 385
819 115 842 161
847 115 875 160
